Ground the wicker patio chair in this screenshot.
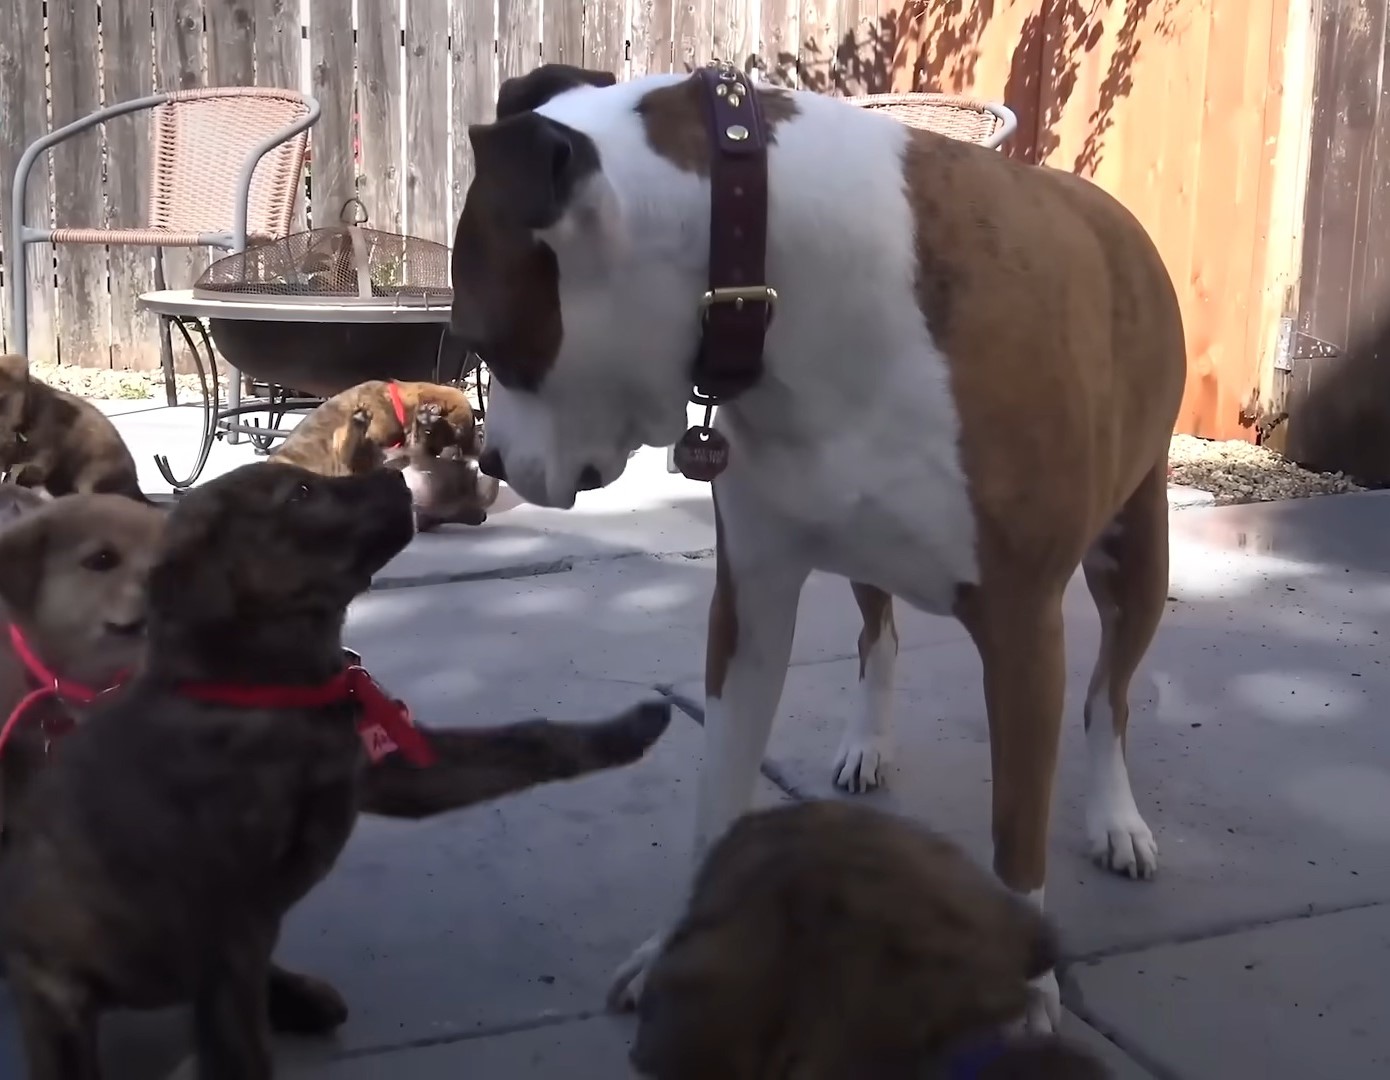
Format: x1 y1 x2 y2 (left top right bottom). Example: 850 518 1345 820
844 92 1018 150
8 86 320 403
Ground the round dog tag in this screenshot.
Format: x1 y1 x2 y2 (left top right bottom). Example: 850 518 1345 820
672 425 730 482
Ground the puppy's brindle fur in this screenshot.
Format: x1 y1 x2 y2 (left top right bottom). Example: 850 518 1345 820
632 802 1109 1080
271 379 480 477
0 354 148 502
0 461 672 1078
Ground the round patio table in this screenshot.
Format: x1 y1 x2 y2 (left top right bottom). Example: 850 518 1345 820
137 288 454 489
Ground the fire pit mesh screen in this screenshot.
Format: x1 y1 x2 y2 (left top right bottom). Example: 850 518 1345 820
193 223 452 307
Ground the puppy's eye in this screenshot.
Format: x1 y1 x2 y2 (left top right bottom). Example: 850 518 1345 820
82 547 120 572
286 483 312 504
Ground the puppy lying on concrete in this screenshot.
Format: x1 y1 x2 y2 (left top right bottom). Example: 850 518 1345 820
273 379 499 529
631 801 1109 1080
0 461 671 1077
0 353 148 502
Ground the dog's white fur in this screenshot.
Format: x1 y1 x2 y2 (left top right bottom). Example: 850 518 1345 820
476 73 1167 1034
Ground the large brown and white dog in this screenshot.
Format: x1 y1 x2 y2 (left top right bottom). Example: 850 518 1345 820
452 64 1186 1031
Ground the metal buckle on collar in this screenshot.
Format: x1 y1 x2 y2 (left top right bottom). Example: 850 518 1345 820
699 285 778 320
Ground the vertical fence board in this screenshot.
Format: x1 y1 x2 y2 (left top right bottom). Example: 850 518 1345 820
307 0 356 228
757 0 795 83
254 0 306 233
0 0 58 363
357 0 402 229
47 0 111 367
152 0 210 290
452 0 496 221
798 0 834 92
631 0 674 77
542 0 582 65
105 0 160 370
498 0 540 83
585 0 628 77
834 0 881 95
674 0 714 72
206 0 256 86
711 0 753 72
404 0 450 243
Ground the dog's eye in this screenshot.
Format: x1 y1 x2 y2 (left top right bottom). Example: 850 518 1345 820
286 483 312 504
82 547 120 572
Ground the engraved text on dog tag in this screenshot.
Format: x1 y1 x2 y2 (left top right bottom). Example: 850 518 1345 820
672 425 730 482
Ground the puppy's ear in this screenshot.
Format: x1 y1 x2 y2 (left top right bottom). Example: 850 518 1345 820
146 515 235 625
0 354 29 382
0 511 48 612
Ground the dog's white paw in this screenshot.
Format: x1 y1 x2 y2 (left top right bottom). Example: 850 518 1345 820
1009 969 1061 1036
1086 802 1159 880
606 930 666 1012
831 734 891 793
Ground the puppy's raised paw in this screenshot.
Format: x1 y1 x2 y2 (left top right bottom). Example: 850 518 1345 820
591 701 673 766
350 407 373 430
267 965 349 1035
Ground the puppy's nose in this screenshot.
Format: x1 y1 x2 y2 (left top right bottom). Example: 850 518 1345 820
576 464 602 491
105 616 145 638
479 448 507 483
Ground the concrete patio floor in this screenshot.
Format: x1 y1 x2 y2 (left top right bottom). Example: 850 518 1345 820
2 401 1388 1079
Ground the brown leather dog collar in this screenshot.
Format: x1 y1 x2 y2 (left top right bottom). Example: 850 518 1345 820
672 61 777 483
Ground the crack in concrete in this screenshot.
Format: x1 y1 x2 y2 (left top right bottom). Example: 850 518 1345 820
367 546 717 593
306 1007 607 1065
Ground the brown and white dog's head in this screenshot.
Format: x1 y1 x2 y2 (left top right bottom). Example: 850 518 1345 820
453 65 731 508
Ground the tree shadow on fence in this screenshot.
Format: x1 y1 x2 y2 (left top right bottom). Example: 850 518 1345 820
739 1 1177 174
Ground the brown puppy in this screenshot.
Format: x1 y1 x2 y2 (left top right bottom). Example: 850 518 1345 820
385 399 501 529
0 461 672 1078
0 354 148 502
631 802 1109 1080
0 493 166 834
272 379 480 476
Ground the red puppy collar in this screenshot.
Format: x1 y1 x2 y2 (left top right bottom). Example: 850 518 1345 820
0 624 124 757
176 664 437 767
387 381 408 448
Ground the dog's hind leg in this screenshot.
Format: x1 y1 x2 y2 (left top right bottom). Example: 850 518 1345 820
359 700 673 818
608 481 810 1011
832 582 898 792
8 967 100 1080
1081 462 1166 880
193 947 273 1080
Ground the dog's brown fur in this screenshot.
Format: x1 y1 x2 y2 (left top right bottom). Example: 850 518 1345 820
384 400 500 529
0 354 148 502
630 802 1109 1080
272 380 480 476
0 494 166 833
0 461 672 1078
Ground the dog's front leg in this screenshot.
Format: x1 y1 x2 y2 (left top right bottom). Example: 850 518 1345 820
9 966 100 1080
608 483 809 1011
958 582 1068 1035
194 947 273 1080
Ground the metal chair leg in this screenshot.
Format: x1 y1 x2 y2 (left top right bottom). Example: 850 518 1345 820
154 316 220 489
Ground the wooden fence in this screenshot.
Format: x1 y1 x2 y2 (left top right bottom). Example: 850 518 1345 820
0 0 1318 441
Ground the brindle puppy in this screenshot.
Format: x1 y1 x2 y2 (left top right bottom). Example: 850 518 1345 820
631 802 1110 1080
272 379 480 477
0 354 148 502
0 461 671 1078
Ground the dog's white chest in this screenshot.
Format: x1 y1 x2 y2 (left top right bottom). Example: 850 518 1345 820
721 391 980 615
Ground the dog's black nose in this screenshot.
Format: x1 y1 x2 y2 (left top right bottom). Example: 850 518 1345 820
478 448 507 483
577 464 602 491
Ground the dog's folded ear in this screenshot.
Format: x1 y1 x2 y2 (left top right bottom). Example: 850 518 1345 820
496 64 617 120
468 113 593 231
0 508 48 612
0 353 29 382
146 510 236 626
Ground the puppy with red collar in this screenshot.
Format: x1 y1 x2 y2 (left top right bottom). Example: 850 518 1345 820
272 379 500 527
452 62 1187 1030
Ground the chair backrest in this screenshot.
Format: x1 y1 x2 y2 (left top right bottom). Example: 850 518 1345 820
148 87 313 239
844 93 1014 150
